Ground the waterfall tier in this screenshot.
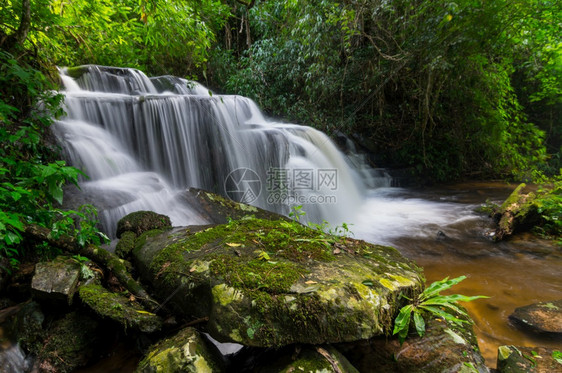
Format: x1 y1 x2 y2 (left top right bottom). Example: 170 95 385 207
55 65 390 235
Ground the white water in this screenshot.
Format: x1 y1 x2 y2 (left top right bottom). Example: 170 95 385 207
55 65 478 240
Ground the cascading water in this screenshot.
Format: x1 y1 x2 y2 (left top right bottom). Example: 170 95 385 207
55 65 386 236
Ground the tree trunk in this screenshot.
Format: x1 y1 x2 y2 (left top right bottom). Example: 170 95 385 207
2 0 31 50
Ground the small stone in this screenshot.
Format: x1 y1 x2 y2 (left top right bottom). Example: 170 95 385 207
31 256 81 305
116 211 172 238
252 345 359 373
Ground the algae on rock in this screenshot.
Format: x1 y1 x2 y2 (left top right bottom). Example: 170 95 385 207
133 217 424 347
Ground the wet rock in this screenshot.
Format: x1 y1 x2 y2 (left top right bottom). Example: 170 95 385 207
38 311 100 373
7 262 36 301
116 211 172 238
31 256 81 305
133 216 423 347
509 299 562 335
78 282 163 333
136 327 224 372
253 345 359 373
176 188 291 225
336 311 488 373
8 301 45 354
497 346 562 373
492 183 539 241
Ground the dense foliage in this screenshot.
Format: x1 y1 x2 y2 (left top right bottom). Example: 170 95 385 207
210 0 561 182
1 0 230 76
0 50 109 266
533 181 562 242
0 0 560 266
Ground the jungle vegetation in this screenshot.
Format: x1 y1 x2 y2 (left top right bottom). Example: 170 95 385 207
0 0 560 264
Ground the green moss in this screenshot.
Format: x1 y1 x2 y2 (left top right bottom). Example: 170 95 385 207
39 312 99 373
208 254 304 293
115 231 137 259
135 229 169 253
78 283 162 333
204 191 258 212
116 211 172 238
149 218 336 291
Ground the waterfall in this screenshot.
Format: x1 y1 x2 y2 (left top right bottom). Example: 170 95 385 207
55 65 389 236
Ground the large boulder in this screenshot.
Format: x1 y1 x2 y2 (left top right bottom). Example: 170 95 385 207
509 299 562 336
132 216 424 347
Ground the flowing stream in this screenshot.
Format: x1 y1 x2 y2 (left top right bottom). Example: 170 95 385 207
49 66 561 369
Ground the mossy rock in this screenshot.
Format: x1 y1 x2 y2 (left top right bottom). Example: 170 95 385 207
116 231 138 259
116 211 172 238
78 282 163 333
176 188 291 224
31 256 81 305
336 308 488 373
38 311 100 373
132 217 423 347
497 346 562 373
136 327 224 372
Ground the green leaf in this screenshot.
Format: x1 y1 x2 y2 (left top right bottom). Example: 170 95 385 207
413 311 426 337
393 304 413 341
247 327 255 339
420 276 466 301
420 305 468 325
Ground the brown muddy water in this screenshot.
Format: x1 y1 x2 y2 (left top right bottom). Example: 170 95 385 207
355 182 562 368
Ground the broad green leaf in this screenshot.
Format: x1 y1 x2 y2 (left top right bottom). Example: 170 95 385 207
420 305 468 325
413 311 426 337
420 276 466 301
393 304 413 336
